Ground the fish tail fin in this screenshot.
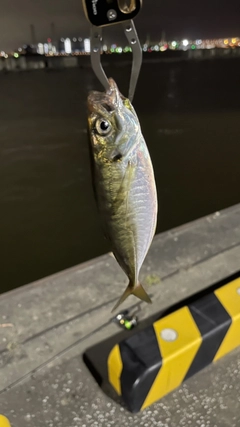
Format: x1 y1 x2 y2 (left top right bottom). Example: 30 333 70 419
111 282 152 313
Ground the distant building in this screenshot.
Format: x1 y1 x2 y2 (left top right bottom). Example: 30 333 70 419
84 38 90 53
43 43 49 55
37 43 44 55
64 38 72 54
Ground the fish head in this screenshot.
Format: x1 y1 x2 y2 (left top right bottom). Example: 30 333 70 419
87 78 140 165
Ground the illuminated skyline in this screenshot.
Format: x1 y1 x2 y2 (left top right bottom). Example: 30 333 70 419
1 36 239 59
1 0 240 52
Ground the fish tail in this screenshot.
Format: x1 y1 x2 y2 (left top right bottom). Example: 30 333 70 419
111 282 152 313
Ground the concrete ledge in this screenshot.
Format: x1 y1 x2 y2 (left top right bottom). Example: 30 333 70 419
1 204 240 426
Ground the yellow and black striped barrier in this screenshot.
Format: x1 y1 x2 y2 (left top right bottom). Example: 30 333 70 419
83 272 240 412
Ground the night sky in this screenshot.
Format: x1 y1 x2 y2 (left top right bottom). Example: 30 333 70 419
1 0 240 51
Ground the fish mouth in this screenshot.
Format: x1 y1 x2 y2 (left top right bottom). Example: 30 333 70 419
87 78 125 116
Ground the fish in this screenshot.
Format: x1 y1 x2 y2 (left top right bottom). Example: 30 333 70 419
87 78 158 312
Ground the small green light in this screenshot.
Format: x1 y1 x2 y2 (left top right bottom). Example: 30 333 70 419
124 320 132 330
110 48 114 53
13 53 19 58
191 45 196 50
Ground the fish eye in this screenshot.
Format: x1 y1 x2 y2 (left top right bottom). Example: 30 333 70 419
95 119 111 136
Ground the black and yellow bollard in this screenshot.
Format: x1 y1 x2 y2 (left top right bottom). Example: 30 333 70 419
84 272 240 412
0 415 11 427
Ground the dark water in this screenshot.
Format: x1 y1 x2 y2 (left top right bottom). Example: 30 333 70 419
1 56 240 294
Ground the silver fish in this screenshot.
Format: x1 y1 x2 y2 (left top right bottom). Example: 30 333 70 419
87 78 158 311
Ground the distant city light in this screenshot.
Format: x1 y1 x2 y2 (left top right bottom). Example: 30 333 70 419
37 43 44 55
48 43 53 54
84 38 90 53
1 33 240 60
44 43 49 54
64 38 72 54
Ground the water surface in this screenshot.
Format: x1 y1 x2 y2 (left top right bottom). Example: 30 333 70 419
0 56 240 293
